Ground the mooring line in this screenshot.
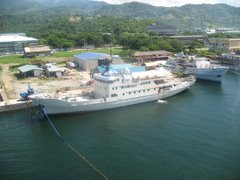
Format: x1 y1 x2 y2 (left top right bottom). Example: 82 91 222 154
40 105 109 180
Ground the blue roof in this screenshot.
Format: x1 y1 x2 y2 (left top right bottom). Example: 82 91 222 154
74 52 111 61
97 64 145 73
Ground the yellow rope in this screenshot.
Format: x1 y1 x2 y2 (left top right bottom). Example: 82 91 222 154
65 142 109 180
40 105 109 180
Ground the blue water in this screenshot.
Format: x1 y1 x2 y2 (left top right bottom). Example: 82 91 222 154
0 72 240 179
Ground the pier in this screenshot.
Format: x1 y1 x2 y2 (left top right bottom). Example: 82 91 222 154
0 64 34 113
0 80 33 113
0 99 33 113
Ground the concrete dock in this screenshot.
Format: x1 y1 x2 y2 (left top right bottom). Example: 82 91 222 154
0 99 34 113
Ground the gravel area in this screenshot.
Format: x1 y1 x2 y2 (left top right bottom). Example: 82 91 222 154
0 64 93 100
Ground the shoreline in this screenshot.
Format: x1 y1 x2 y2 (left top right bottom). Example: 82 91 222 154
0 99 34 113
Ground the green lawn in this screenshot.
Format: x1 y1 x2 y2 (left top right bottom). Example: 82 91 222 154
52 48 123 58
0 55 30 64
0 48 124 64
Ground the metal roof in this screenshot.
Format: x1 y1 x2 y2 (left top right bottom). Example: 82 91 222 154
97 64 145 73
74 52 111 61
18 65 44 73
134 51 172 56
24 46 51 53
44 64 66 72
0 35 38 43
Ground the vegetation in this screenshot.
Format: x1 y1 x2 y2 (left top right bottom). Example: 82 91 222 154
208 33 240 38
1 1 239 60
1 1 240 36
0 48 125 64
52 48 123 58
0 55 30 65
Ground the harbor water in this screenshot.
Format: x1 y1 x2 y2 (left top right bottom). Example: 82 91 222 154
0 72 240 179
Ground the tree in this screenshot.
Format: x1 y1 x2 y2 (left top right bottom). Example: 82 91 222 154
168 39 183 52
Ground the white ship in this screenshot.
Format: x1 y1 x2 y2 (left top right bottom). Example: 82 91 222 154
29 67 195 115
162 56 229 82
221 53 240 72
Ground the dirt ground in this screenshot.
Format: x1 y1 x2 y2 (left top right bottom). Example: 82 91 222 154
0 64 93 101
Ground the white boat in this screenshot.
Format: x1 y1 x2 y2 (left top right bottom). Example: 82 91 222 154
29 67 195 115
221 53 240 72
162 56 229 82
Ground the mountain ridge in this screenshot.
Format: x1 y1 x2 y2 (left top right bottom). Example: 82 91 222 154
0 0 240 31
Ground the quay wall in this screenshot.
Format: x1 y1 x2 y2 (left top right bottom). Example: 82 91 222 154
0 101 34 113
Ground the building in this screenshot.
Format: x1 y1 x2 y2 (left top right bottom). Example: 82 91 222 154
221 53 240 66
73 52 123 71
206 38 240 52
142 61 164 70
24 45 52 57
44 63 67 78
134 51 172 63
147 23 177 36
0 33 38 55
169 35 206 45
18 65 44 78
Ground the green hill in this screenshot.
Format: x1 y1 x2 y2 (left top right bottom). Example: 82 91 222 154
0 0 239 33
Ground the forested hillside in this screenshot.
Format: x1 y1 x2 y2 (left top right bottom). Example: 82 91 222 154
1 0 239 31
0 0 239 51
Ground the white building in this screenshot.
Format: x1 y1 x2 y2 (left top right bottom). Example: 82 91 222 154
0 33 38 55
206 38 240 52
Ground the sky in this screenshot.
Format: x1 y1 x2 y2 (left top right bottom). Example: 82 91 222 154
94 0 240 7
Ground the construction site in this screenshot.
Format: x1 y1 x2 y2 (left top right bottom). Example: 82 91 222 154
0 62 92 112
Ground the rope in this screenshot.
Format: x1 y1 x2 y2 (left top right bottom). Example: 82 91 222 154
40 105 109 180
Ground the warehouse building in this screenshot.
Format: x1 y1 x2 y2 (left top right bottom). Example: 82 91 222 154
0 33 38 55
147 23 177 36
73 52 122 71
134 51 172 63
24 45 52 57
18 65 44 78
206 38 240 52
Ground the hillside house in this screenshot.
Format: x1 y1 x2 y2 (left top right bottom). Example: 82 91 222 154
147 23 177 36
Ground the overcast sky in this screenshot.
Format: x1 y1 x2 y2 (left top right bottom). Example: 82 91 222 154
94 0 240 7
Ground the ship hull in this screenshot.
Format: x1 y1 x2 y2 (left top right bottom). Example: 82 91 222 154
31 81 194 115
195 67 229 82
163 59 229 82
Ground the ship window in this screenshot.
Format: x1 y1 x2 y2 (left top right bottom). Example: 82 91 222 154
111 94 118 97
129 92 131 95
139 91 141 93
148 89 150 92
123 93 125 95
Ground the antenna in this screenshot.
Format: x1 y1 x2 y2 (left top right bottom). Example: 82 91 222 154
110 42 112 61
